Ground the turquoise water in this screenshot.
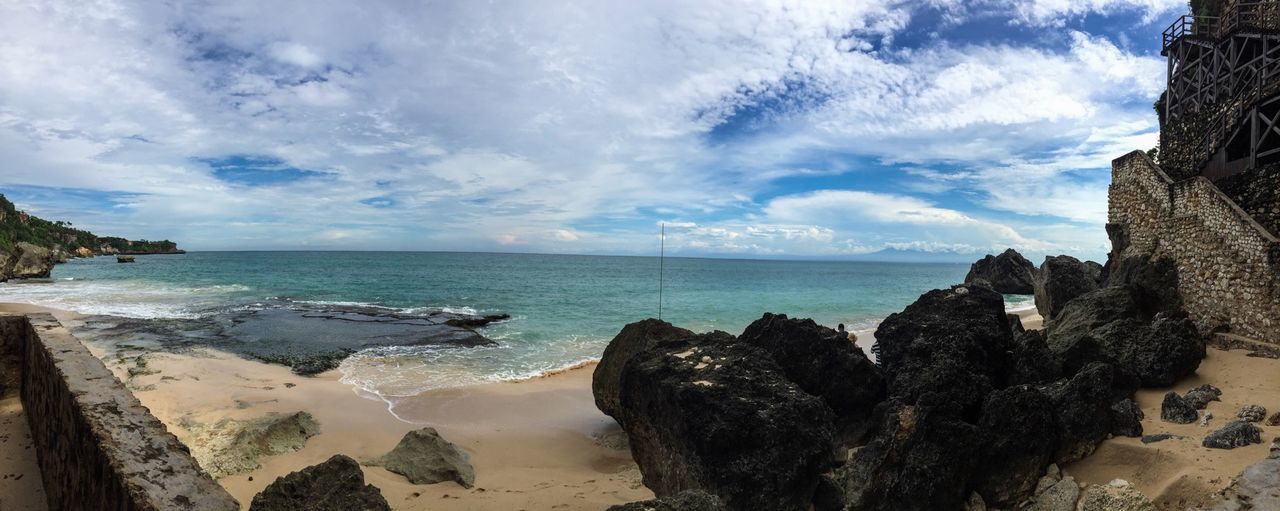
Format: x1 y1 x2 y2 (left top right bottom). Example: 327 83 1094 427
0 252 1025 399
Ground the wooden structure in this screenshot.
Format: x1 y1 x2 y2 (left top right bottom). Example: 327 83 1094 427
1162 0 1280 179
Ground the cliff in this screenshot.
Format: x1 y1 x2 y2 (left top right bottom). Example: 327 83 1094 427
0 194 184 281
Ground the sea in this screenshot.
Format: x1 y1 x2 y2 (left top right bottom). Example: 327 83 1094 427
0 251 1034 402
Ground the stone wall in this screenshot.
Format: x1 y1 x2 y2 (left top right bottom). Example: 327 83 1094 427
1109 151 1280 343
0 313 238 511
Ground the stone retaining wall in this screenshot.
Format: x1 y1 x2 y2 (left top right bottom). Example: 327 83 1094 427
1109 151 1280 343
0 313 238 510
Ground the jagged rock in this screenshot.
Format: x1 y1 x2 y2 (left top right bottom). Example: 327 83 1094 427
738 313 885 444
1034 255 1101 320
965 249 1037 294
1185 383 1223 409
592 319 694 419
873 284 1013 415
5 242 55 279
249 454 390 511
1027 476 1080 511
1200 456 1280 510
191 411 321 478
1043 362 1125 463
615 332 835 511
836 402 982 511
1267 411 1280 426
1102 254 1183 317
1161 392 1198 424
1110 399 1145 437
973 385 1059 507
1045 288 1203 386
606 490 727 511
1077 479 1155 511
365 427 474 487
1203 421 1263 449
1009 330 1061 385
1238 404 1267 422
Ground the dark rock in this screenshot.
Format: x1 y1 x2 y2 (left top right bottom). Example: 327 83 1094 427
738 313 885 444
592 319 694 419
606 490 727 511
836 402 982 511
365 427 474 487
1009 330 1061 385
973 385 1060 507
1185 384 1223 409
444 314 511 328
1008 313 1026 333
964 249 1038 294
873 284 1014 416
1161 391 1198 424
1141 433 1175 444
1043 362 1121 463
249 454 390 511
1110 399 1144 437
1034 255 1101 320
1203 421 1263 449
1103 254 1183 317
1238 405 1267 423
1266 411 1280 426
616 332 835 511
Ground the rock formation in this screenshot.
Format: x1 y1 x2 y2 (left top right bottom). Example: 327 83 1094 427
1033 255 1101 320
592 319 694 419
1203 421 1263 449
189 411 321 478
249 454 391 511
365 427 475 488
964 248 1038 294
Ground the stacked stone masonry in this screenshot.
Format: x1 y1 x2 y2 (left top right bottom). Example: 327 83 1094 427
0 313 239 511
1110 151 1280 343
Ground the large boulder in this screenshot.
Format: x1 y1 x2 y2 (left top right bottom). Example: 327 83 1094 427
606 490 727 511
965 249 1038 294
834 401 983 511
738 313 884 444
873 284 1014 416
1041 362 1125 463
1034 255 1101 320
615 332 836 511
972 385 1060 507
593 319 694 419
249 454 390 511
365 427 474 487
4 242 55 279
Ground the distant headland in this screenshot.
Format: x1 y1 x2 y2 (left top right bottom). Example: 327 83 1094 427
0 193 183 281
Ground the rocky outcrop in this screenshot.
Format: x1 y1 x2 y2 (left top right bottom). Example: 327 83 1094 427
606 490 727 511
249 454 391 511
964 248 1038 294
1034 255 1101 320
365 427 475 488
612 331 836 511
1 242 55 280
873 284 1013 415
74 246 93 258
190 411 321 478
738 313 884 444
1200 453 1280 510
592 319 694 419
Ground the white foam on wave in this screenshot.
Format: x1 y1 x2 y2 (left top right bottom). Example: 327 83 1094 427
0 279 250 319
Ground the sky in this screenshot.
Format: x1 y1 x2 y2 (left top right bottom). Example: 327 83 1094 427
0 0 1183 261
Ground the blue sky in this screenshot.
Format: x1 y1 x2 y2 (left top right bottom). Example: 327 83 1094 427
0 0 1182 261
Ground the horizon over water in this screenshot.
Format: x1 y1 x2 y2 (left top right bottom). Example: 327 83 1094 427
0 251 1034 413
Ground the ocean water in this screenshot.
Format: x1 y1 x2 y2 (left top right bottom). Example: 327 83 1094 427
0 252 1033 401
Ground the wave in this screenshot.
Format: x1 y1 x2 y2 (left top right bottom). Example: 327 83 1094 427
0 279 251 319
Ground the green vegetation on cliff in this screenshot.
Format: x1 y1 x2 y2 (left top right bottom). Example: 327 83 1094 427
0 194 181 254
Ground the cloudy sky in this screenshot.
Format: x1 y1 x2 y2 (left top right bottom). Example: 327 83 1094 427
0 0 1179 261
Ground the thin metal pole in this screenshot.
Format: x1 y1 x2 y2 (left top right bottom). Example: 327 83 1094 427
658 222 665 320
